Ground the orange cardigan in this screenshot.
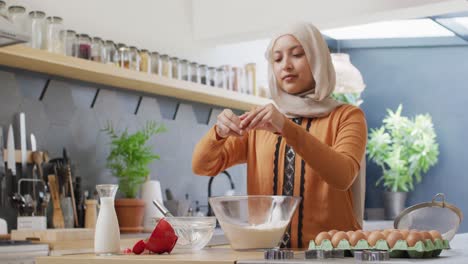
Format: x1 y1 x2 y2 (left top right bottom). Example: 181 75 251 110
192 104 367 248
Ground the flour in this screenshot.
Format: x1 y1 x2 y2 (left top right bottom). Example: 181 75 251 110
221 221 289 250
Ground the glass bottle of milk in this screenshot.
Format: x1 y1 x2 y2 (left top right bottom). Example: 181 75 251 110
94 184 120 255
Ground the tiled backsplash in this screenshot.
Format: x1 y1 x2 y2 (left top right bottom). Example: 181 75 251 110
0 67 247 230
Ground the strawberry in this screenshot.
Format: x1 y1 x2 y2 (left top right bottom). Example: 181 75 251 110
145 218 178 254
132 239 147 255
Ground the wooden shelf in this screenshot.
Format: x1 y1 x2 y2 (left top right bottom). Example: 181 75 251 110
0 45 272 111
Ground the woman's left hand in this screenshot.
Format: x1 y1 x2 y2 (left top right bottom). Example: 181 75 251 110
240 103 286 134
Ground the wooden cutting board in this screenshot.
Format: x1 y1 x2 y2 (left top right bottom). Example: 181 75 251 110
11 228 94 241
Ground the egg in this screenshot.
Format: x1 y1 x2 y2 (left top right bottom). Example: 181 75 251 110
349 231 366 246
420 231 434 242
328 229 339 237
429 230 443 241
367 231 385 247
331 231 349 247
386 231 404 248
399 229 410 240
406 232 424 247
362 231 371 238
315 231 332 246
346 231 354 238
381 229 393 238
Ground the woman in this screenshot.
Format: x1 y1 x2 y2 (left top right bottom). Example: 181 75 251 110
192 22 367 248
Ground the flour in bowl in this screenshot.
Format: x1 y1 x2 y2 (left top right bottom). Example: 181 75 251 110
221 221 289 250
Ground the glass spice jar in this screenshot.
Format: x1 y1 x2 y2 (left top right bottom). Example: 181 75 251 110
150 52 160 75
170 57 179 79
61 30 76 56
75 34 91 59
139 49 151 73
8 6 27 32
198 64 207 85
0 1 6 18
103 40 117 65
117 45 130 69
245 63 257 95
91 37 104 62
178 59 189 81
159 54 170 77
215 67 226 89
28 11 46 49
45 16 64 54
207 67 216 87
129 46 140 71
189 62 199 83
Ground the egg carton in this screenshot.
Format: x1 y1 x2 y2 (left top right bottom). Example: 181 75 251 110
308 238 450 258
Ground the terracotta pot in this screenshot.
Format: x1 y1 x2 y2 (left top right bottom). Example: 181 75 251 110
115 198 145 233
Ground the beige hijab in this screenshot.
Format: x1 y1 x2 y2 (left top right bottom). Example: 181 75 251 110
265 22 342 118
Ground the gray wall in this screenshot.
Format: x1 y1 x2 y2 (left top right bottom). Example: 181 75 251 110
0 67 247 229
346 46 468 232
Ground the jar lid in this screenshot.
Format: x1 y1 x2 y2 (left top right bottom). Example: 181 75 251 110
129 46 139 50
160 54 169 58
394 193 463 241
8 5 26 13
28 11 46 18
0 1 5 8
46 16 63 23
105 40 115 44
66 30 77 34
170 57 179 60
151 51 160 55
78 33 91 38
179 59 188 63
93 37 103 41
190 62 198 66
199 64 207 67
140 49 149 53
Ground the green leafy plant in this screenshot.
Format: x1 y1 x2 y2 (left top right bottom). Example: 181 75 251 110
102 121 167 198
332 92 363 106
367 104 439 192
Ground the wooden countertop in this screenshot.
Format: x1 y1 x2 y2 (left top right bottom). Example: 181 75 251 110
36 233 468 264
37 248 264 264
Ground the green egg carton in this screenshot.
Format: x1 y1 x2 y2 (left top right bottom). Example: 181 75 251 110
308 238 450 259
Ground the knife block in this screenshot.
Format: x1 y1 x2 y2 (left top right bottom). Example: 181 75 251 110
17 216 47 230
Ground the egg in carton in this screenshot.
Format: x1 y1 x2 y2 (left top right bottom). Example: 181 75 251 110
308 229 450 258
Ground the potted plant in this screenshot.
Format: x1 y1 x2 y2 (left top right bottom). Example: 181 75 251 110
367 104 439 220
102 121 166 233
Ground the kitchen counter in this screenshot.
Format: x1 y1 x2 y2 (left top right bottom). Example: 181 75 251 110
36 233 468 264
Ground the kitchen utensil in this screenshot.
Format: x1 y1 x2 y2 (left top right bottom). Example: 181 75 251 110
84 199 97 228
17 178 45 216
152 199 192 246
394 193 463 241
165 188 174 200
7 125 15 177
0 126 6 207
30 134 36 152
208 195 301 250
63 148 78 227
48 174 64 228
60 197 74 228
38 191 50 216
18 113 27 178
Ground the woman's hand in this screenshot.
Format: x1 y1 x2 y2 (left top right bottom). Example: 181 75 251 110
240 104 286 134
215 109 245 139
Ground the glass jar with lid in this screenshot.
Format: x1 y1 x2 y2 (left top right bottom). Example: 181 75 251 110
206 67 216 87
28 11 46 49
75 34 91 59
159 54 170 77
0 1 6 18
170 57 179 79
117 44 130 69
45 16 64 54
91 37 104 62
139 49 151 73
8 6 27 32
129 46 140 71
103 40 117 65
178 59 189 81
150 52 160 75
189 62 199 83
198 64 207 85
61 30 76 56
215 67 226 89
245 63 256 95
221 65 234 91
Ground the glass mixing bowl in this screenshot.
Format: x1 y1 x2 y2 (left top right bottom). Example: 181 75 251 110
209 195 301 250
164 216 216 251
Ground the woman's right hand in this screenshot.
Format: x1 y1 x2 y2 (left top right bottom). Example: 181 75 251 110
215 109 245 139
